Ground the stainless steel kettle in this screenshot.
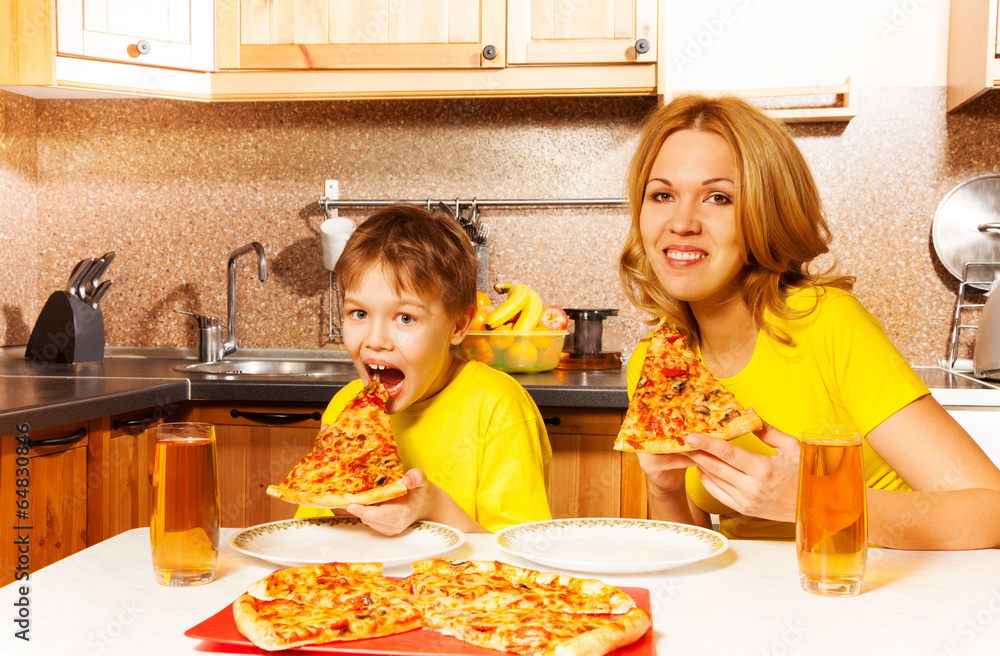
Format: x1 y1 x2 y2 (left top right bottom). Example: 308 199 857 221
974 277 1000 379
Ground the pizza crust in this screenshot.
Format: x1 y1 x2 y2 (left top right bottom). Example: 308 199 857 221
553 608 651 656
265 478 407 508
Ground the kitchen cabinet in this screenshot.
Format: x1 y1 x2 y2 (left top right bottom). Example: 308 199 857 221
0 0 212 99
507 0 656 65
57 0 214 71
947 0 1000 110
86 406 179 546
542 407 646 519
218 0 505 70
0 421 89 587
193 401 325 528
211 0 657 99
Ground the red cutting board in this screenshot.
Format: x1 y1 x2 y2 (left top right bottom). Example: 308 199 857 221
185 586 654 655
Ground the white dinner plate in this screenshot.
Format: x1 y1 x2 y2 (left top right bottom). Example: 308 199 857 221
228 517 465 567
495 518 728 574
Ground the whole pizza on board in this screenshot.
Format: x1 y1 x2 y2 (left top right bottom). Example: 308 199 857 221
615 321 762 453
266 378 407 508
232 558 651 655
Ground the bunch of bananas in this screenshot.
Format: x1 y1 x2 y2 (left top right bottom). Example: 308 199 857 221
486 282 544 331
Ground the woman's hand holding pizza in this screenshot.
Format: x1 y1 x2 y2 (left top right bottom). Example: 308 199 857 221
684 419 801 523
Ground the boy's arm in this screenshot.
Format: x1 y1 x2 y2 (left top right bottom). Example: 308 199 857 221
346 469 489 535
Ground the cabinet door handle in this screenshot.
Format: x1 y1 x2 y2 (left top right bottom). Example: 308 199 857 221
230 409 322 424
28 427 87 448
543 416 561 427
113 409 162 433
635 39 650 54
135 40 151 55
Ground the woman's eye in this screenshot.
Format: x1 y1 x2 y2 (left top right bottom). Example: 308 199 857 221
707 193 732 205
347 309 366 320
649 191 673 202
397 314 415 325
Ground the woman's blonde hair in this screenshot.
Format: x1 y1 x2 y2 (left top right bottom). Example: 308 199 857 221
618 94 853 347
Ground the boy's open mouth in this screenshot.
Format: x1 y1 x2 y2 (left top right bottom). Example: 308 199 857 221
366 363 405 394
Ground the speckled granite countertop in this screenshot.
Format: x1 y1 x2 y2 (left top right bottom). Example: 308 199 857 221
1 347 998 437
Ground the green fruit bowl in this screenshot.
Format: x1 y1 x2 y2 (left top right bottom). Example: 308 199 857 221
457 330 569 373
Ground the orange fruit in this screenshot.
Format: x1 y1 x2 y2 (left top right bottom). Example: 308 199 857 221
476 291 492 308
489 325 515 351
469 306 492 331
504 340 538 370
531 334 555 350
461 336 495 365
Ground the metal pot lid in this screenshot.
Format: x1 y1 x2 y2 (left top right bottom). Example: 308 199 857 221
932 174 1000 291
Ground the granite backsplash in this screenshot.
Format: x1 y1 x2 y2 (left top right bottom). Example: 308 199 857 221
1 86 998 365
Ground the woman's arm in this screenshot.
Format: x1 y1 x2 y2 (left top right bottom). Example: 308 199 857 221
864 395 1000 550
637 453 712 528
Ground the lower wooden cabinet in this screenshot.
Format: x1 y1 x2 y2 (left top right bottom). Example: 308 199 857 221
86 406 176 545
194 402 325 528
0 421 89 586
541 407 646 520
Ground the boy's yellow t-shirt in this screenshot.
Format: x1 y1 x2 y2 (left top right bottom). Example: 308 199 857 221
626 287 929 539
296 359 552 532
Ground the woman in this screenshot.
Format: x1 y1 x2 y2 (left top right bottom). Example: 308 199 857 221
618 94 1000 549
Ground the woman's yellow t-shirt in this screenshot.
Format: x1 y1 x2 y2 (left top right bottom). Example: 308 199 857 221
626 287 929 539
296 359 552 532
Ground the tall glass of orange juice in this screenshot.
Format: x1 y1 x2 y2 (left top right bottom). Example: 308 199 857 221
796 429 867 597
150 422 220 586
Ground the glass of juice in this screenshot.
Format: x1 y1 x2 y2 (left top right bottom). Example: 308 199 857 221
150 422 220 586
796 429 867 596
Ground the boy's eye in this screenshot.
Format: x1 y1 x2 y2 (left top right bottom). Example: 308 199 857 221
348 309 367 320
397 314 415 325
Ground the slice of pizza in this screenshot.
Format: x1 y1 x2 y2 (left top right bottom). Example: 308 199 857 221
408 559 648 656
408 559 636 614
266 378 407 507
423 605 650 656
234 562 422 650
614 322 762 453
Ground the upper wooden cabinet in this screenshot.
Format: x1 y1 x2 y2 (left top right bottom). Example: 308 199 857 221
218 0 506 70
947 0 1000 111
507 0 656 65
57 0 215 71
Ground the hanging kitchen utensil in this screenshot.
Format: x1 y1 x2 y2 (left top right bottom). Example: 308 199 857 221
932 174 1000 291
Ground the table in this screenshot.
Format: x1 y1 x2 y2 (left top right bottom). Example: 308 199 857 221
2 528 999 655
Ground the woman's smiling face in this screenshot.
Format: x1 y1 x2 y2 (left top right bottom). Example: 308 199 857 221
639 129 746 310
342 264 468 414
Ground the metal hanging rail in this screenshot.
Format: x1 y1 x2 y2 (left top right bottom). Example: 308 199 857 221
318 197 628 211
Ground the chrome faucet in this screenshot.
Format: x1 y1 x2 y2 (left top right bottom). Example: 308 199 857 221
224 241 267 357
175 241 267 363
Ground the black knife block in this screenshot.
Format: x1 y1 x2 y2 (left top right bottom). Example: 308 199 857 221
25 291 105 363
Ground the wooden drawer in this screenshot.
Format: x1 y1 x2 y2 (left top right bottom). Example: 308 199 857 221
541 408 623 435
198 402 325 429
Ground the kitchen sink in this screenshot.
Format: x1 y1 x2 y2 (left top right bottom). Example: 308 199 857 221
173 359 357 378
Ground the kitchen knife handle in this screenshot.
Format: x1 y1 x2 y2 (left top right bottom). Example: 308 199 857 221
229 409 322 424
27 427 87 448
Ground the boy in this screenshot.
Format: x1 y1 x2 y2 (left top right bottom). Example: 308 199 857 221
296 204 552 534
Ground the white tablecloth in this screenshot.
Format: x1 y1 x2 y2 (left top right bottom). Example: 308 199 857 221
2 527 999 655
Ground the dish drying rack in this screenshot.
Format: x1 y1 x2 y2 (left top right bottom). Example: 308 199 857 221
947 261 1000 370
317 196 627 341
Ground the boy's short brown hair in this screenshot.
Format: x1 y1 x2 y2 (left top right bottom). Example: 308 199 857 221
334 204 477 320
